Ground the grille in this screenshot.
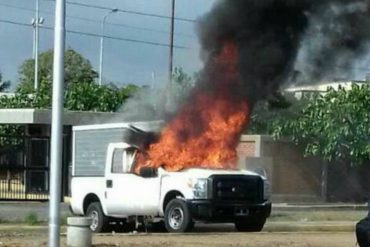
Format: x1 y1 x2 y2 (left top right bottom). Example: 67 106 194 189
210 175 263 203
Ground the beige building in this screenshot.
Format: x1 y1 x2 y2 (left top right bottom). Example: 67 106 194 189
284 80 368 99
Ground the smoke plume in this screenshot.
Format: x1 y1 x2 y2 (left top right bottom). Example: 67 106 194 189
122 0 370 172
118 0 370 124
198 0 370 101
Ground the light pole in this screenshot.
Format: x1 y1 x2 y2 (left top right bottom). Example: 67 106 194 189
98 8 118 86
32 0 44 90
48 0 65 245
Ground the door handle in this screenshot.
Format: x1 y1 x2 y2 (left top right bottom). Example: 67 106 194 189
106 180 113 188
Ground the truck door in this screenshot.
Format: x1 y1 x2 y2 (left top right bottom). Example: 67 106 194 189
105 145 160 217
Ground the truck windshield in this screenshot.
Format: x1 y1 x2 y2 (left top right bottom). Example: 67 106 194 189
131 150 149 175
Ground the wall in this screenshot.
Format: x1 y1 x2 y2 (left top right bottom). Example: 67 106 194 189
238 135 323 202
237 135 260 158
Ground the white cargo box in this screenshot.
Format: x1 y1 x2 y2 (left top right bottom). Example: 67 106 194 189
72 121 163 177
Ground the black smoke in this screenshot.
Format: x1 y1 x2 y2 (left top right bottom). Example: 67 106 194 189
197 0 370 104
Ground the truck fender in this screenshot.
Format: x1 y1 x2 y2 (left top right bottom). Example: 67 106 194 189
82 193 108 216
160 190 184 216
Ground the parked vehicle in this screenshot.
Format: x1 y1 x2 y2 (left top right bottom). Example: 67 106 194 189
70 122 271 233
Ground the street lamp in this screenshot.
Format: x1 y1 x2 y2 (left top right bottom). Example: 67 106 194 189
32 0 45 90
98 8 118 86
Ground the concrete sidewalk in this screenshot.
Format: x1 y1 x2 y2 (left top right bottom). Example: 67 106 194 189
0 202 70 222
0 201 367 222
0 221 357 233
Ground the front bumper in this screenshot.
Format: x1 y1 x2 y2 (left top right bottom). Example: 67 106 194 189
187 200 271 222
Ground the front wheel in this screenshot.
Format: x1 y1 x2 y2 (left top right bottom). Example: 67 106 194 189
164 199 194 233
86 202 109 233
235 218 266 232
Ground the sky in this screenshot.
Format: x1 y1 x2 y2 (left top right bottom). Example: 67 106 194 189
0 0 216 90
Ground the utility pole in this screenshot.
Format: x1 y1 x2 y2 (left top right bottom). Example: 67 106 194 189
166 0 175 111
48 0 65 246
168 0 175 85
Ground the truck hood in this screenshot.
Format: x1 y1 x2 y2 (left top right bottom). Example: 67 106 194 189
158 167 261 179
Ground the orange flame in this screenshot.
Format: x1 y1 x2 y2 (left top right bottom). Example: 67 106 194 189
137 41 250 172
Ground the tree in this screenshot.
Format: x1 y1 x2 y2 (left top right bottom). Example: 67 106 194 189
247 92 305 134
172 67 196 92
272 84 370 165
65 83 138 112
17 48 98 92
0 80 139 112
168 67 197 107
0 73 10 92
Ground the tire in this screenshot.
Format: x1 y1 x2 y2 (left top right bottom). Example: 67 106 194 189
164 199 193 233
86 202 109 233
235 218 266 232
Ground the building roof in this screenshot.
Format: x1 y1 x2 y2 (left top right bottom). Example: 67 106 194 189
284 80 367 93
0 108 135 125
73 121 164 132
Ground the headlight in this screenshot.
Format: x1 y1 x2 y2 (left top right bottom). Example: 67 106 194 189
263 179 271 200
188 178 208 199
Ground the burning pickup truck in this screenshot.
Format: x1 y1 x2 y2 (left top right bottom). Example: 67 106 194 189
69 122 271 233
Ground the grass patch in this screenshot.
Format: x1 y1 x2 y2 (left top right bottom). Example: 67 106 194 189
24 212 39 226
264 222 355 232
269 210 366 222
0 217 8 224
60 213 69 226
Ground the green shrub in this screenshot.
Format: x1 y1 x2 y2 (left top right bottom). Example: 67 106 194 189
24 212 39 226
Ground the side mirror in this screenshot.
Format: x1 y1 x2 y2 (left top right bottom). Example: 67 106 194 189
139 167 158 178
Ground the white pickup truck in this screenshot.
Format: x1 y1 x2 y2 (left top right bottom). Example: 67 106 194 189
70 123 271 233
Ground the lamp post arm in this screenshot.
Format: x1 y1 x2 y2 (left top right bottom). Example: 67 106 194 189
98 10 116 86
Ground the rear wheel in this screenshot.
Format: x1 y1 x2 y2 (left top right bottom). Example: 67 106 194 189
86 202 109 233
164 199 193 233
235 218 266 232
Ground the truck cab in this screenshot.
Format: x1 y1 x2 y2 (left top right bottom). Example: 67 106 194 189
70 123 271 233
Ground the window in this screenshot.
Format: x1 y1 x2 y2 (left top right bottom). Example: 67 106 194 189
123 148 137 173
112 149 124 173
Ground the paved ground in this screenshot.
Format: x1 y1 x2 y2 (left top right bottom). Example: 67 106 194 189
0 201 366 222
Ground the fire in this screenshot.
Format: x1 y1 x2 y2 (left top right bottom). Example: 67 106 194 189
136 41 250 172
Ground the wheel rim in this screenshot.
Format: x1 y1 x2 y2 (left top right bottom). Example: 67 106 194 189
168 206 184 230
89 210 99 231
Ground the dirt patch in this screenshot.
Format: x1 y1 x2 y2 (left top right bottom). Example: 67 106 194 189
0 228 356 247
92 232 355 247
